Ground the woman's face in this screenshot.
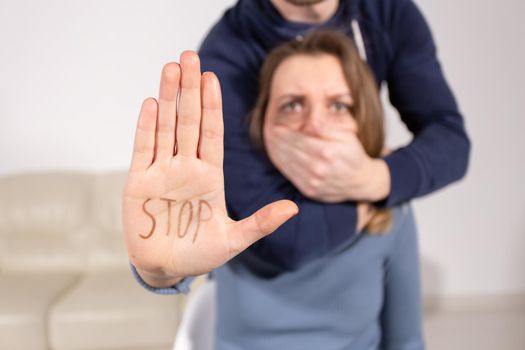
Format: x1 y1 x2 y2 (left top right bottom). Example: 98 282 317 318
264 53 358 138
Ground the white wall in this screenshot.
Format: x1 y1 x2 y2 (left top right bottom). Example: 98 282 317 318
408 0 525 297
0 0 236 173
0 0 523 297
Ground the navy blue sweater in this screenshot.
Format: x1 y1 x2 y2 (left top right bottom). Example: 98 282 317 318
198 0 470 270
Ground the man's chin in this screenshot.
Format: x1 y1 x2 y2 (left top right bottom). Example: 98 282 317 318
283 0 329 6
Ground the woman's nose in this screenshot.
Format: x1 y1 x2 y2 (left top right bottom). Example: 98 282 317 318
301 106 324 137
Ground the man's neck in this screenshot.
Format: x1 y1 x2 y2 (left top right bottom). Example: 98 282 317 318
270 0 340 24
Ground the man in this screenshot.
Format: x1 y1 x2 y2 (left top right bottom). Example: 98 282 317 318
124 1 469 348
197 0 470 269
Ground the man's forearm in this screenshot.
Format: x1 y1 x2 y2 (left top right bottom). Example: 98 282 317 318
356 158 391 202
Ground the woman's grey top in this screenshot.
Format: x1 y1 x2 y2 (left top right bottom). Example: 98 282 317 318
132 204 425 350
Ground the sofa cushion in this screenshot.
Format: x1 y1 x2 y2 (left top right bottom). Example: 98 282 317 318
0 172 92 236
0 272 80 350
90 172 126 236
0 173 93 272
48 268 181 350
86 172 129 269
0 227 94 273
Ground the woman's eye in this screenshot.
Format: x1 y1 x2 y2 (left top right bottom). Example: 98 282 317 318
282 100 303 112
330 102 352 113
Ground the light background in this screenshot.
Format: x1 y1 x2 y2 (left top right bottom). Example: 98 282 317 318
0 0 524 297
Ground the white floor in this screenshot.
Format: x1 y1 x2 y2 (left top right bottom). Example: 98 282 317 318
170 292 525 350
424 299 525 350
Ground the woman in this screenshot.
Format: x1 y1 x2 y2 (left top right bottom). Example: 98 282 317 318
250 29 392 234
123 30 424 350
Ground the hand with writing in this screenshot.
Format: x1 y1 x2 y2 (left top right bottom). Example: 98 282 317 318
123 52 298 288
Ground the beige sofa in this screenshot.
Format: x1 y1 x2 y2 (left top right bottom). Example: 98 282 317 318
0 171 188 350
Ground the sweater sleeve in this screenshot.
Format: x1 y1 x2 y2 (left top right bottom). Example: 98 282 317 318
379 0 471 207
198 25 358 270
130 264 194 295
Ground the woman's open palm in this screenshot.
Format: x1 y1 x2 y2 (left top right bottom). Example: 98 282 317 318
123 51 298 286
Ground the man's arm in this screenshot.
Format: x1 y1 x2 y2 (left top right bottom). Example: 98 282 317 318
380 0 471 207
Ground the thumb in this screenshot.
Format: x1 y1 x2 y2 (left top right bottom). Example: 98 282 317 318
229 200 299 257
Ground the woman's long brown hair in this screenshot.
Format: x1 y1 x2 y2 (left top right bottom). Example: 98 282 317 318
249 29 392 234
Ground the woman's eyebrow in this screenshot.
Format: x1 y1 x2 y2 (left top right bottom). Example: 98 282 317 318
327 92 353 100
275 94 304 103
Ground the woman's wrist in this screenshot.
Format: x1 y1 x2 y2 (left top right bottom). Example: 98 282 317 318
135 267 184 288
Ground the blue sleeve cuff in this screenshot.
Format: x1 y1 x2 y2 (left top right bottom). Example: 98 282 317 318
377 149 422 208
130 264 194 295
